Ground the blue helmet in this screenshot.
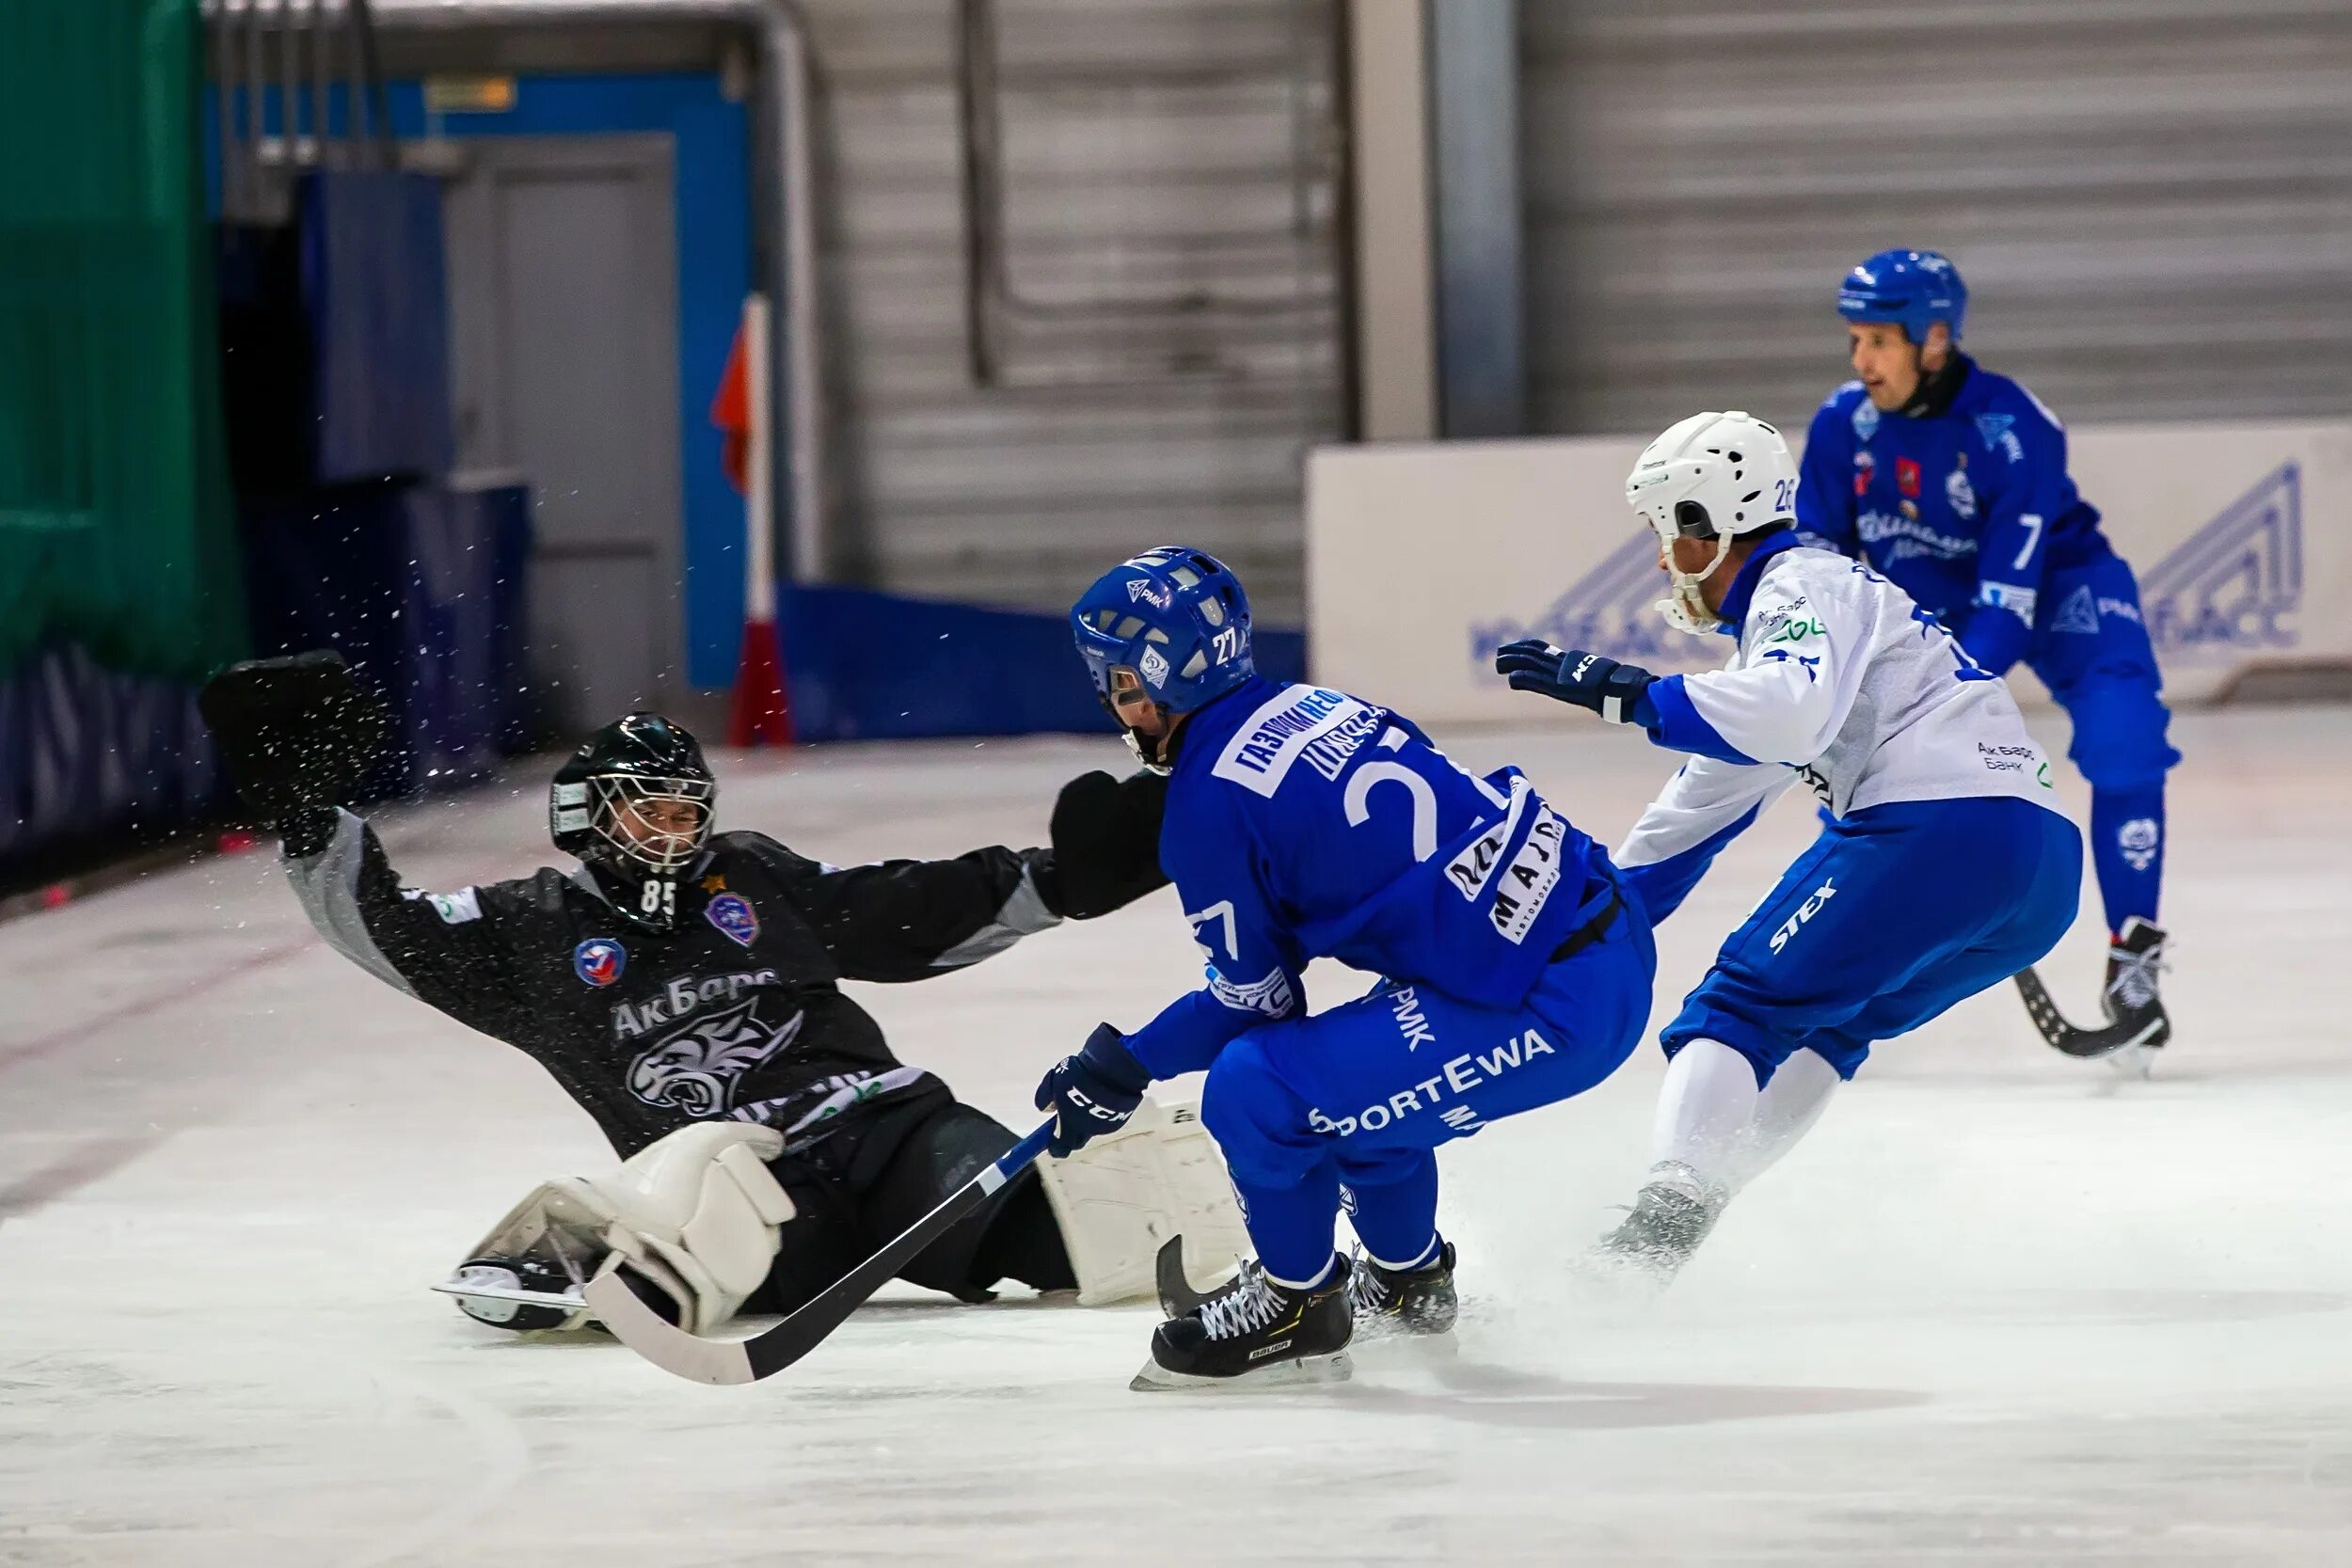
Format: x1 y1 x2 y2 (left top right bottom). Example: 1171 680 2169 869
1837 248 1967 342
1071 546 1253 716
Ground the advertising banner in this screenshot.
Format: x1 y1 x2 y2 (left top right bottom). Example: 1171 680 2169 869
1307 420 2348 720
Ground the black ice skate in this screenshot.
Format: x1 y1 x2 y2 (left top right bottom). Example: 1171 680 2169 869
2013 917 2170 1074
1586 1167 1724 1289
1131 1256 1353 1390
1347 1241 1458 1340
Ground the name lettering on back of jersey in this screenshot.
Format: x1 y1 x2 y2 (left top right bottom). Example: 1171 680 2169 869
1213 687 1375 797
612 968 782 1039
1300 705 1386 782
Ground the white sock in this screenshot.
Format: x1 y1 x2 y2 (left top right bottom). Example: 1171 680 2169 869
1649 1038 1762 1197
1724 1047 1841 1193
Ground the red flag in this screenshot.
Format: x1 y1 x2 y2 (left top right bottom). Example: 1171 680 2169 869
711 319 751 495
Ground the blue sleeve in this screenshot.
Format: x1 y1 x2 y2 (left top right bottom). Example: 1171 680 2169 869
1966 388 2071 677
1640 674 1762 766
1619 800 1762 926
1794 395 1858 554
1120 804 1306 1081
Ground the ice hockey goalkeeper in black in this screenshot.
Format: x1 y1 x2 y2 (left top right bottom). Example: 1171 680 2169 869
200 653 1248 1339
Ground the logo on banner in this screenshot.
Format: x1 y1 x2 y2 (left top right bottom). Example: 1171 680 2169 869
574 938 627 988
1469 530 1726 681
705 892 760 947
2141 462 2301 657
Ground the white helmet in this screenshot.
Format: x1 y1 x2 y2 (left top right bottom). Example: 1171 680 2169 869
1624 411 1799 635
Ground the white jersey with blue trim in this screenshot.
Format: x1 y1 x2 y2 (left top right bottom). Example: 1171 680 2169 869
1120 675 1619 1080
1617 539 2065 902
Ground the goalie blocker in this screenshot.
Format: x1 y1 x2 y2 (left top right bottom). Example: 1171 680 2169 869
439 1096 1248 1333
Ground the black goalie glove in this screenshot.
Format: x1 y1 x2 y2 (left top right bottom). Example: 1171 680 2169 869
1041 768 1171 919
199 651 388 840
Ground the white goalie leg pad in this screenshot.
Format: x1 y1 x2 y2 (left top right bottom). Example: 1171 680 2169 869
588 1122 797 1333
443 1123 794 1335
1034 1097 1251 1307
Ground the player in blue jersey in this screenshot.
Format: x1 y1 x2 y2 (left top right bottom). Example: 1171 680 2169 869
1032 547 1658 1388
1795 248 2177 1066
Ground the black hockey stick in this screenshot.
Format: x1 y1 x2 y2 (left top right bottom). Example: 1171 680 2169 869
2012 966 2165 1059
583 1120 1055 1386
1154 1234 1211 1317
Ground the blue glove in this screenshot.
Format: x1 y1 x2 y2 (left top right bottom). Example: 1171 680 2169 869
1034 1023 1153 1157
1494 640 1659 725
1957 604 2030 679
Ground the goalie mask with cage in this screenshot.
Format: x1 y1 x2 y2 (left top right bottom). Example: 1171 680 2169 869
549 714 716 929
1071 547 1254 769
1624 411 1801 636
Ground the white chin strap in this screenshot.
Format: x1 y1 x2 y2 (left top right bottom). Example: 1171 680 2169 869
1655 535 1733 637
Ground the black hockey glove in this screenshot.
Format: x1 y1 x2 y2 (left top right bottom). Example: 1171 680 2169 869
1039 768 1171 919
199 650 388 832
1034 1023 1152 1157
1494 640 1658 725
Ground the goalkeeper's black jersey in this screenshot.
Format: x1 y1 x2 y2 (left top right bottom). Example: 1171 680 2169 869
290 814 1064 1177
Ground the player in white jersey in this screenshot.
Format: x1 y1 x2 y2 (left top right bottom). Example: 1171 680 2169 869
1494 411 2084 1282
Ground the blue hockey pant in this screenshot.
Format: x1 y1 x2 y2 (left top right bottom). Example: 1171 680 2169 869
1661 797 2082 1085
1197 909 1655 1285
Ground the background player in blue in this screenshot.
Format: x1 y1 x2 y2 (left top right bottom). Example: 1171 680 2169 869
1796 248 2179 1067
1497 412 2083 1286
1033 547 1657 1388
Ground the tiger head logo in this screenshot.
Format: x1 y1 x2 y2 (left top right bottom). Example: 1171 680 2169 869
628 998 804 1117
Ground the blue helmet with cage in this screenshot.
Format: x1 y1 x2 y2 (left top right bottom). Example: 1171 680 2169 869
1071 546 1254 721
1837 248 1967 342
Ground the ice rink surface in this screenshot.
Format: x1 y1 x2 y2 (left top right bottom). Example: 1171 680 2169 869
2 704 2347 1566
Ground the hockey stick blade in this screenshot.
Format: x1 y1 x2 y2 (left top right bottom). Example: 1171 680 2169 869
2012 967 2166 1060
1154 1234 1212 1317
584 1119 1057 1386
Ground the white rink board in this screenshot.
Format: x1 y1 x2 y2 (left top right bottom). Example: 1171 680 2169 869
1307 419 2352 721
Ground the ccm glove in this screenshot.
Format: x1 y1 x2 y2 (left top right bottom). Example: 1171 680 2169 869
1034 1022 1153 1157
1494 640 1658 725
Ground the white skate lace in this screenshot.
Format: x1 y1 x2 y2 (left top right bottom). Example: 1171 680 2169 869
1198 1264 1287 1340
1343 1251 1391 1315
2106 941 2167 1014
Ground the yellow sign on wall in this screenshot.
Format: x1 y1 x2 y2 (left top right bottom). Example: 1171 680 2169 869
422 75 516 114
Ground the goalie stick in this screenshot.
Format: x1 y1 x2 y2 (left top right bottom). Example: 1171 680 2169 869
583 1120 1057 1385
2012 967 2165 1066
